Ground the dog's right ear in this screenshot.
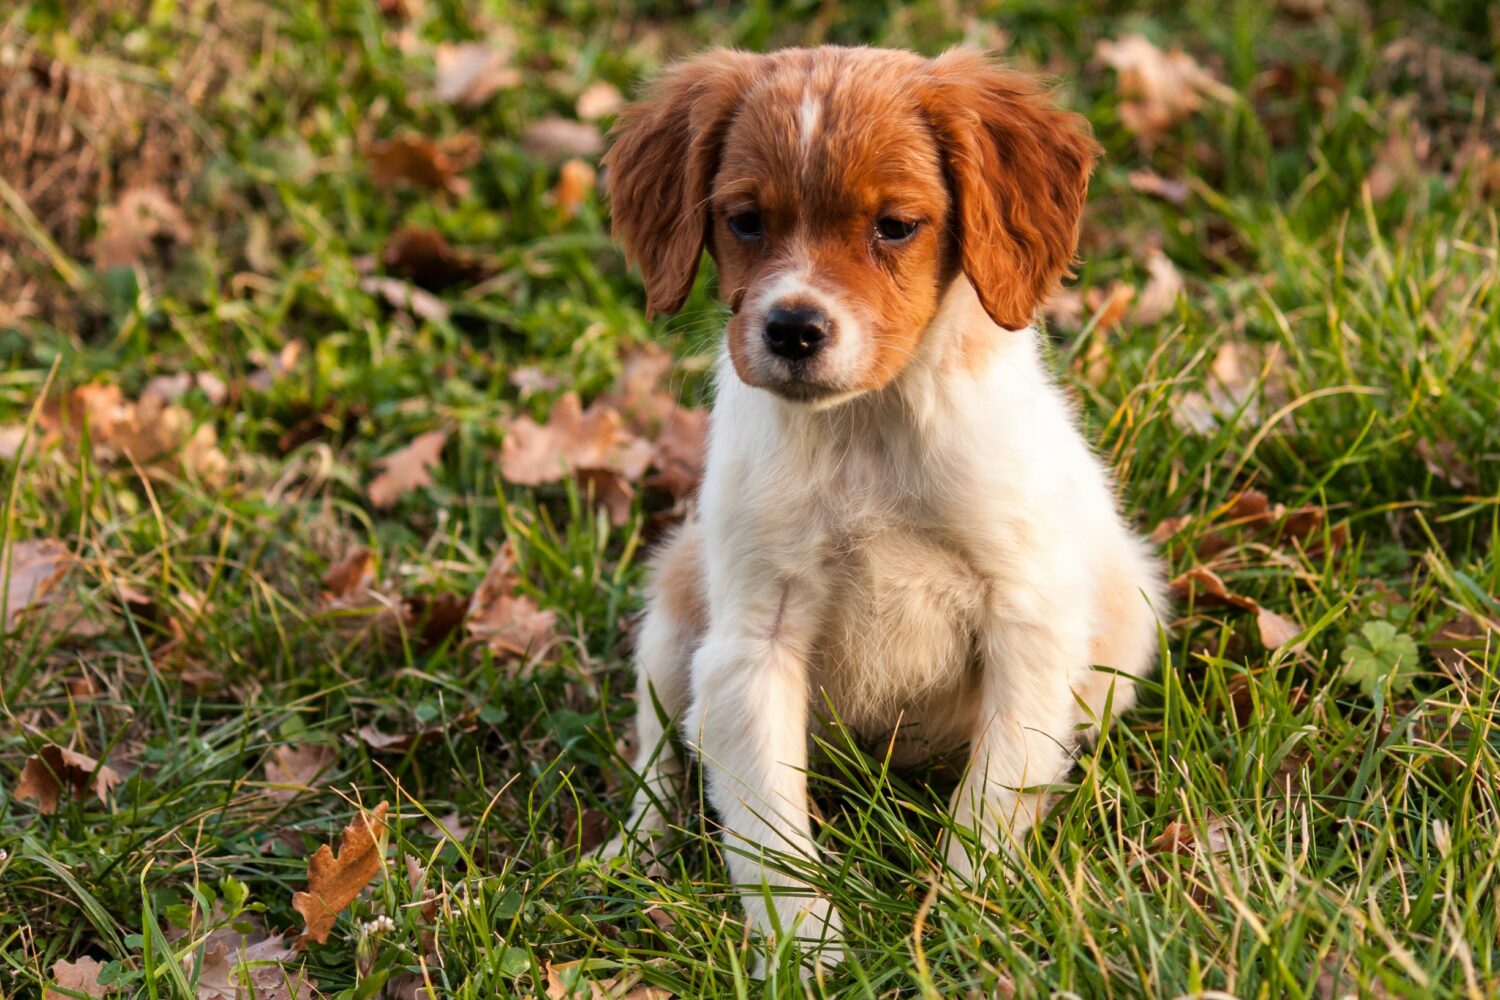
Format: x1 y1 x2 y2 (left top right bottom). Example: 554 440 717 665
604 49 761 318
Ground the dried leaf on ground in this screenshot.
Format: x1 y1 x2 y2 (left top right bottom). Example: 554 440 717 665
1085 282 1134 329
1095 33 1234 143
1415 438 1480 492
322 547 376 601
293 801 389 946
1132 249 1184 325
466 543 559 659
500 393 651 485
4 538 69 630
1149 816 1232 856
356 714 473 753
434 40 520 105
368 430 448 509
1127 170 1191 206
382 227 489 290
40 383 229 482
520 117 604 162
646 407 708 499
576 81 623 121
94 186 192 270
247 341 304 394
265 744 338 801
189 914 313 1000
15 744 123 814
45 957 112 999
1169 566 1303 650
468 591 558 658
544 961 674 1000
365 133 478 195
1171 340 1282 434
360 276 450 323
553 158 597 217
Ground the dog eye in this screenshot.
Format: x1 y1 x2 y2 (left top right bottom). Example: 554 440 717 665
728 212 764 239
875 217 919 242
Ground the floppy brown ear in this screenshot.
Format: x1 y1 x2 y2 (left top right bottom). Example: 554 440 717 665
921 50 1101 331
604 49 762 317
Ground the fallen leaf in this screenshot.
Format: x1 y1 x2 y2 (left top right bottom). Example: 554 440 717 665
265 744 338 801
553 158 597 217
365 133 478 195
381 227 489 290
576 81 624 121
1256 607 1303 650
45 957 112 999
94 186 192 270
466 543 559 659
368 429 448 509
4 538 69 631
1040 287 1085 330
433 40 520 105
1171 341 1281 434
500 393 651 485
189 915 312 1000
1095 34 1234 143
360 276 450 323
468 590 558 658
1131 249 1184 325
420 809 471 842
510 365 562 399
1149 816 1232 856
322 547 376 601
545 961 674 1000
1084 282 1134 329
41 383 228 482
1127 169 1191 206
1415 438 1480 492
15 744 122 814
520 117 604 162
292 801 390 946
646 407 708 500
248 341 304 394
606 344 677 431
1169 567 1302 649
356 718 462 753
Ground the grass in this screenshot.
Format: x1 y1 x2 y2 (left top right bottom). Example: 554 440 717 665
2 0 1498 997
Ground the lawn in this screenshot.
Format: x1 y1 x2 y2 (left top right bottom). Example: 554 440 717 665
2 0 1498 997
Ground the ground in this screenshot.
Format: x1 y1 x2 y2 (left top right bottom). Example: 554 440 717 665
2 0 1498 998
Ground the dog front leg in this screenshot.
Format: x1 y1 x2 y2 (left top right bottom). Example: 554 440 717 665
947 613 1088 879
686 609 843 969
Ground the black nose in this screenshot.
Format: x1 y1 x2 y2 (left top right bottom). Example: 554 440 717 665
764 307 831 361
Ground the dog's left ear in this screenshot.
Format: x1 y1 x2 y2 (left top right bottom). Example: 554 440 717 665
922 50 1102 331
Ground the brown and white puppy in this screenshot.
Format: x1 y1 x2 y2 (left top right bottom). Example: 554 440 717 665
602 46 1165 969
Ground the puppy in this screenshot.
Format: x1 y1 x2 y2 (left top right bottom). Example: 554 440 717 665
601 46 1166 967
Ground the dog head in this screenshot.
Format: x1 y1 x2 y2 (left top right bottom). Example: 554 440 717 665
605 46 1100 404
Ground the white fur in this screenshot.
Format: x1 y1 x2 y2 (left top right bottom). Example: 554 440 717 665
607 279 1166 968
799 90 820 153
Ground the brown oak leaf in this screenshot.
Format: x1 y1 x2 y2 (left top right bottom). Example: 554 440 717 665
45 957 112 999
368 430 448 509
292 801 389 946
15 744 122 814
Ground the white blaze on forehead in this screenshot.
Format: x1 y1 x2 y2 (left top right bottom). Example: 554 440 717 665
799 89 821 154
